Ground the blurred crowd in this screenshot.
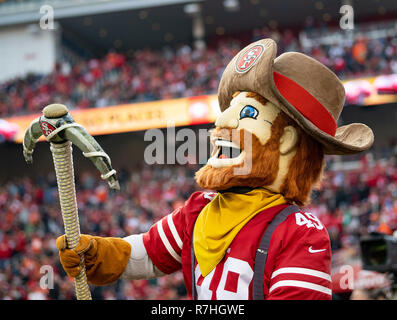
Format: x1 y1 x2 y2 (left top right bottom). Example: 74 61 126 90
0 42 240 118
2 20 397 118
310 152 397 250
0 149 397 300
0 164 197 300
254 24 397 80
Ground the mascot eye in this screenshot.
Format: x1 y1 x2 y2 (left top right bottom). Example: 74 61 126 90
239 105 259 120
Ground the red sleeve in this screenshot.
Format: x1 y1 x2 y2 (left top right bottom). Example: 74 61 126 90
265 210 332 300
142 191 215 275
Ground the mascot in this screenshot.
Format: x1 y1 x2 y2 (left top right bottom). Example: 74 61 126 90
56 39 374 300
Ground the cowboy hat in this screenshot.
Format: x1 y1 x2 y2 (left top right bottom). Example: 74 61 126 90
217 38 374 155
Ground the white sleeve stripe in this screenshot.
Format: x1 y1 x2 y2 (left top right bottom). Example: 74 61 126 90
271 267 331 282
156 219 181 263
269 280 332 296
167 214 183 249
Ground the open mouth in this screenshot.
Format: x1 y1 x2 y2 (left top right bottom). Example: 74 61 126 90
207 138 245 168
215 139 242 159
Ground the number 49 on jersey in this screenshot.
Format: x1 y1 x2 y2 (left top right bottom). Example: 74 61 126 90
295 212 324 230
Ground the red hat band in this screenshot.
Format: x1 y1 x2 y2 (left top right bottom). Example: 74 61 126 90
273 71 337 137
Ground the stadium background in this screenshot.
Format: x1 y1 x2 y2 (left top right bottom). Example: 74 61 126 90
1 0 397 300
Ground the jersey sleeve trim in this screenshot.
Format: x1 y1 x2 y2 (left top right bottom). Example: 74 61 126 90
269 266 332 298
167 213 183 250
271 267 331 282
269 280 332 296
157 217 182 263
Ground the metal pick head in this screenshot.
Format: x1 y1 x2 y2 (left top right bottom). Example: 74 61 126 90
23 103 120 191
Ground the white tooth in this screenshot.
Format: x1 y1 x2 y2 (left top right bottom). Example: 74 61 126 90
214 139 240 149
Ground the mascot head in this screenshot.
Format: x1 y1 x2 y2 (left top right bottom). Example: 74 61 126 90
196 38 374 206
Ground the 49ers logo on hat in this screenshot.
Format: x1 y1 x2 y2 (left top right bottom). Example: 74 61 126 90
40 121 55 137
235 44 265 73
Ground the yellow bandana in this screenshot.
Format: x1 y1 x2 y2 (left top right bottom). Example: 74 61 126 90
193 188 286 277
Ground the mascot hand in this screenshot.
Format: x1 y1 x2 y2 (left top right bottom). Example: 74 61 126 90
56 234 131 286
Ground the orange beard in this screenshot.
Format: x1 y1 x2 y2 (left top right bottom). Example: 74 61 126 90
195 114 288 192
195 111 325 206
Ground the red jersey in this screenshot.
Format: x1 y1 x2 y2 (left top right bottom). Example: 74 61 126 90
142 191 332 300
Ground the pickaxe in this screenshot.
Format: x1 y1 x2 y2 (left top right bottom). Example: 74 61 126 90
22 104 120 300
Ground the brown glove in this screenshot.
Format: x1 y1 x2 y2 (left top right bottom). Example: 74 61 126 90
56 234 131 286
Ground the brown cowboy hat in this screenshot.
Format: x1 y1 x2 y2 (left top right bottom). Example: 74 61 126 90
217 38 374 155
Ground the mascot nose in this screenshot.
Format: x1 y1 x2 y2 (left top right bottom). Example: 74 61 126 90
215 113 239 129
